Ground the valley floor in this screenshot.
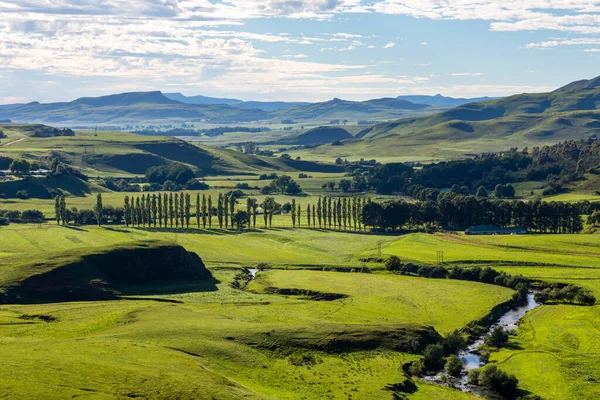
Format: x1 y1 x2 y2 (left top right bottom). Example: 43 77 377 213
0 224 599 399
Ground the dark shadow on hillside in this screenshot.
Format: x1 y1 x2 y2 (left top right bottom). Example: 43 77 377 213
63 225 89 232
117 277 220 297
135 227 244 236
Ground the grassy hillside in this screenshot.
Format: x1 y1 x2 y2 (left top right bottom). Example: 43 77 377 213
0 226 507 399
0 92 268 125
0 127 343 178
284 76 600 163
0 241 215 303
275 126 352 145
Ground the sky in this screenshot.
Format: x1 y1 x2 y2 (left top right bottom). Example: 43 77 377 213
1 0 600 104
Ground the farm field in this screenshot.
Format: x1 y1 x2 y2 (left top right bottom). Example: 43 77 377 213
0 257 494 399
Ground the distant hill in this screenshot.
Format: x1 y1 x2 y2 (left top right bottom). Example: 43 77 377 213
553 76 600 93
273 97 430 122
0 92 268 125
395 94 496 107
164 92 242 105
360 75 600 142
277 126 353 145
235 101 310 112
166 93 309 111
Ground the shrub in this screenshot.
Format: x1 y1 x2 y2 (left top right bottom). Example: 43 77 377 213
146 163 194 185
445 355 463 377
409 359 425 377
423 343 445 370
484 326 509 348
385 256 403 271
442 331 466 354
20 209 45 222
476 364 519 398
184 179 209 190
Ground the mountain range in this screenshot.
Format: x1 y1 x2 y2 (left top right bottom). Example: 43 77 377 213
395 94 497 108
0 92 439 125
358 75 600 143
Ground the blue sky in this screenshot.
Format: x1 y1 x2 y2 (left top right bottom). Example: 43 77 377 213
0 0 599 103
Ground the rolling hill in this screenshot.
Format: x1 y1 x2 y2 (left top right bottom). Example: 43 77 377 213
395 94 496 107
358 75 600 142
0 92 268 125
289 75 600 162
0 125 343 177
276 126 353 145
272 97 431 122
0 92 436 125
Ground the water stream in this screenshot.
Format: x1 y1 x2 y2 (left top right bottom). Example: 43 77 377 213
426 293 541 395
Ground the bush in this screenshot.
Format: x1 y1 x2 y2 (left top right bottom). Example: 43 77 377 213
409 359 425 377
423 343 445 370
146 163 194 185
184 179 209 190
385 256 403 271
484 326 509 348
476 364 519 398
445 355 463 377
20 209 45 222
442 331 466 354
15 190 29 199
261 186 274 195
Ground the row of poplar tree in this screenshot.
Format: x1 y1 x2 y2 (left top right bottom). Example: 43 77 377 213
118 192 369 230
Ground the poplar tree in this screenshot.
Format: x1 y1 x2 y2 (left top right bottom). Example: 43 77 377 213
157 193 163 228
312 204 316 228
328 197 333 228
60 196 67 225
297 203 301 228
332 197 337 229
207 195 213 228
352 197 357 230
55 196 61 225
136 196 141 227
342 198 347 229
223 194 229 229
185 193 191 228
317 197 322 228
146 194 152 227
337 199 342 230
229 195 235 229
217 193 224 228
163 193 168 228
251 199 258 228
307 204 311 227
94 193 103 227
152 194 157 227
124 196 130 227
169 193 174 228
141 195 146 227
174 193 179 228
179 192 185 228
291 198 296 227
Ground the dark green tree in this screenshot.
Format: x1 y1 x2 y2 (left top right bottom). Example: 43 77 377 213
94 193 103 226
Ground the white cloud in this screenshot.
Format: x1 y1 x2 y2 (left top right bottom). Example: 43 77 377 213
383 41 396 48
448 72 484 76
420 42 428 45
584 48 600 52
526 38 600 49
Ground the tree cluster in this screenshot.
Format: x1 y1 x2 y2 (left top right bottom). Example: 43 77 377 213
362 194 584 233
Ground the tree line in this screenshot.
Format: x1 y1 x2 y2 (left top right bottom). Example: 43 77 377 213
363 193 585 233
53 191 586 234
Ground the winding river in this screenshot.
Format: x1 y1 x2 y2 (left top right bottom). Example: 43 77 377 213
426 293 541 395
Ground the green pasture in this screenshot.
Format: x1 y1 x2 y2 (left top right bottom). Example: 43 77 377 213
0 265 491 399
